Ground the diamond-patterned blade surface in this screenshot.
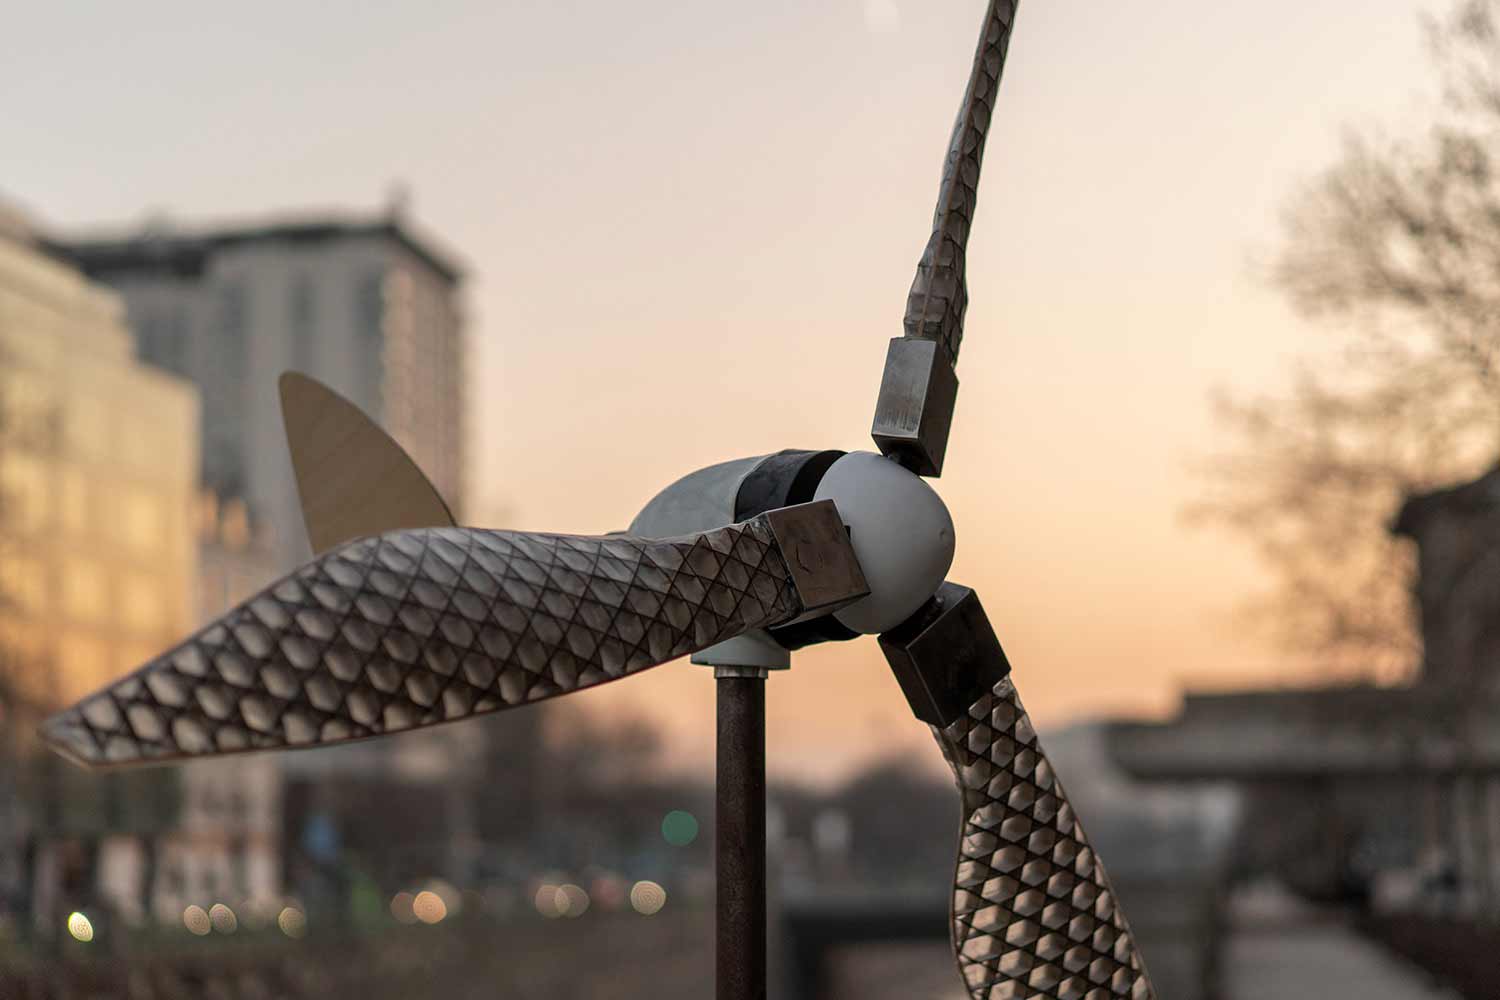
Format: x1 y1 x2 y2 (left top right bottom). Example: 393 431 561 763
42 518 803 767
937 677 1155 1000
905 0 1019 367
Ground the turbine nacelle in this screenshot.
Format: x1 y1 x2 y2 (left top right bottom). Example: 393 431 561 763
630 450 954 645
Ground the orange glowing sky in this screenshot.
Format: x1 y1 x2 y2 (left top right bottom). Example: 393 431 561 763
3 0 1438 781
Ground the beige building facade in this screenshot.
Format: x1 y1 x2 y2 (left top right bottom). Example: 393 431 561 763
0 219 197 709
0 210 280 926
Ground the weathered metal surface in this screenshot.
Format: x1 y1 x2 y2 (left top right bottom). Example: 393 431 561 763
879 582 1009 728
881 585 1154 998
938 677 1156 1000
903 0 1019 366
764 499 870 622
872 337 961 478
732 450 845 520
717 674 768 1000
879 0 1021 477
42 514 830 767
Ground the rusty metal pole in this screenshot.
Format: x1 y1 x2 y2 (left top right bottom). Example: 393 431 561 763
716 666 767 1000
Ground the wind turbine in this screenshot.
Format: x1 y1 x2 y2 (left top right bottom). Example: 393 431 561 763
41 2 1155 997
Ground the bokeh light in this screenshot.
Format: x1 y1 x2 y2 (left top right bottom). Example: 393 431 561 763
629 880 667 915
209 903 238 934
557 883 589 918
661 810 699 847
534 883 562 918
425 879 462 917
413 889 447 924
277 906 307 938
390 891 417 924
183 905 211 936
66 912 93 942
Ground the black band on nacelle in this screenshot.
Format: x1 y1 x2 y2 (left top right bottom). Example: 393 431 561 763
733 450 845 521
735 450 857 651
767 615 859 651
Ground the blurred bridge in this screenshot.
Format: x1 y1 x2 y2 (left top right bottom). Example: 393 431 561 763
1110 686 1500 914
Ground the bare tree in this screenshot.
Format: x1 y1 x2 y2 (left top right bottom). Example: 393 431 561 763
1198 0 1500 679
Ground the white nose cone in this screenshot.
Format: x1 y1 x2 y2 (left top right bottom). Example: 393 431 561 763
812 451 955 634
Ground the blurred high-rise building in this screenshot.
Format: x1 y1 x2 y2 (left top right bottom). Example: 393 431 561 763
51 205 466 576
0 203 197 715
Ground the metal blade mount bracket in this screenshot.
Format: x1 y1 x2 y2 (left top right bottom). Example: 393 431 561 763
691 496 872 671
763 499 869 622
878 582 1007 727
876 0 1020 478
41 502 865 769
280 371 456 555
870 337 960 480
879 584 1157 999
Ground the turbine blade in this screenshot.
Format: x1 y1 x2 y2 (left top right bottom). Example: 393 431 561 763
905 0 1018 365
879 584 1156 999
872 1 1021 477
42 502 866 768
938 677 1156 999
279 371 455 555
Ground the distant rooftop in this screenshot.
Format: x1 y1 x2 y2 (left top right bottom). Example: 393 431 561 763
1108 681 1500 781
47 208 464 284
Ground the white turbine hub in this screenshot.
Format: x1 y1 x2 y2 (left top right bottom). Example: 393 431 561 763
812 451 955 634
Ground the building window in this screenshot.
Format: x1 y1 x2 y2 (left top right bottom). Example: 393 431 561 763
58 466 89 537
119 488 163 553
119 574 163 633
354 270 386 415
288 274 316 375
67 397 110 462
0 555 45 614
0 454 48 534
202 283 248 490
2 371 61 455
61 560 108 624
135 306 189 374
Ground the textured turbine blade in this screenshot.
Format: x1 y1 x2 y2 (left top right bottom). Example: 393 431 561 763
872 1 1020 477
904 0 1019 366
280 371 456 555
879 584 1155 999
938 677 1155 999
42 518 809 768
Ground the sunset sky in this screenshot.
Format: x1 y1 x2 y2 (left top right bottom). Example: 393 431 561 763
4 0 1441 782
